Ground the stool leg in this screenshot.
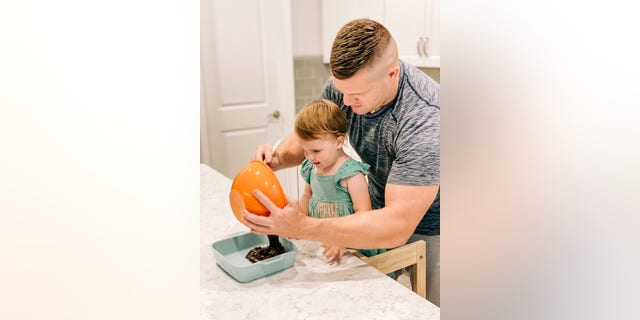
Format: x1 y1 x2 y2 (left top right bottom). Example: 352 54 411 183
413 241 427 298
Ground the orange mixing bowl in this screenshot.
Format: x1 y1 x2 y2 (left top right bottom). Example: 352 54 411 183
229 160 287 225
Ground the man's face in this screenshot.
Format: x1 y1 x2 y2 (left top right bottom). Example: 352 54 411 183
333 67 389 115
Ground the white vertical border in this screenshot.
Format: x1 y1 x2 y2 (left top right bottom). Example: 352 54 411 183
0 1 199 319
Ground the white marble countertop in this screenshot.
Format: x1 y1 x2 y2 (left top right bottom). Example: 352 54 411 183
200 164 440 319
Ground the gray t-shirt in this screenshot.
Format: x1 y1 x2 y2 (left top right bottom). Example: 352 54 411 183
320 60 440 235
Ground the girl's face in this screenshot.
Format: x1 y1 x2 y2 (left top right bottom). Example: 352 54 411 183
299 133 345 172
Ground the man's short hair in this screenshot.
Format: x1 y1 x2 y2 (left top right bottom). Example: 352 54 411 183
329 18 393 80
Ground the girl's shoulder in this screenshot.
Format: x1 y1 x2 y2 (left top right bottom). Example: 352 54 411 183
335 158 369 182
300 159 314 183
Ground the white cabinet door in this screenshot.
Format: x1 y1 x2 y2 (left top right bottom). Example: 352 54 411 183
321 0 440 68
385 0 439 68
201 0 298 197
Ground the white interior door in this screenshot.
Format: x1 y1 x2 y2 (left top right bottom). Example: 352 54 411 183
201 0 298 198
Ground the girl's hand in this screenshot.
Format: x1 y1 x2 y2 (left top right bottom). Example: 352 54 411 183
321 244 345 264
251 144 281 170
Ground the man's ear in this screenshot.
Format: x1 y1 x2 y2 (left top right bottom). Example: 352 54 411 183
336 135 345 148
388 63 400 79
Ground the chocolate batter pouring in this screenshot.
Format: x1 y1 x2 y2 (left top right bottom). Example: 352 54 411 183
245 235 285 263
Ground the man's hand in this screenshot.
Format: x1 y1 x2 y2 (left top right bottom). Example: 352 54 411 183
242 189 309 239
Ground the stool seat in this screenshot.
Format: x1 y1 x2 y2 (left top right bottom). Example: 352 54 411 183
348 240 426 298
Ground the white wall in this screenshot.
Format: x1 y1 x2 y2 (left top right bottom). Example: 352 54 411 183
291 0 323 56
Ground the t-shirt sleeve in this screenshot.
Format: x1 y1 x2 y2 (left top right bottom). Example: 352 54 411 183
319 77 339 101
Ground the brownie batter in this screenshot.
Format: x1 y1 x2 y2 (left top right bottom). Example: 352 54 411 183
245 235 285 263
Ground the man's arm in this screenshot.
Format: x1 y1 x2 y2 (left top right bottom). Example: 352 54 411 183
252 132 306 171
243 183 439 249
309 184 438 248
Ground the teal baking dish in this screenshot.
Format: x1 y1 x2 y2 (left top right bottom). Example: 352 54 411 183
211 232 297 283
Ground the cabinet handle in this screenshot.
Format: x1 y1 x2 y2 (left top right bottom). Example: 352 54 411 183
422 36 429 57
417 37 424 57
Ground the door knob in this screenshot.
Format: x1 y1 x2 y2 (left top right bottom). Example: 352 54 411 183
270 110 281 119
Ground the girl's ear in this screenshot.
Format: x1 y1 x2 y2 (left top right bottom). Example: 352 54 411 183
336 135 345 148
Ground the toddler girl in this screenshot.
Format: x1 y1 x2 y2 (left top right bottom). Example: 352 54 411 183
295 99 386 263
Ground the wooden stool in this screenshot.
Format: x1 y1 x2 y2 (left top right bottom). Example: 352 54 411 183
348 240 426 298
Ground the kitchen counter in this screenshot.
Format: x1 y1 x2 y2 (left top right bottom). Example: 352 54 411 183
200 164 440 319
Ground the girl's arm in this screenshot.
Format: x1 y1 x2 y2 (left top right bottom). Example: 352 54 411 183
299 184 312 216
341 173 372 213
322 173 370 263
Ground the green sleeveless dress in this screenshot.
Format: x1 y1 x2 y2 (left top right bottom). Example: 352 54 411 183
301 158 386 258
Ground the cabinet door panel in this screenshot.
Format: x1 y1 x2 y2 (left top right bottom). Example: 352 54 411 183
384 0 426 61
385 0 439 67
426 0 440 62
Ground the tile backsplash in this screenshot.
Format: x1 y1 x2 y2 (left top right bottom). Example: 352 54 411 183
294 56 331 113
293 56 440 113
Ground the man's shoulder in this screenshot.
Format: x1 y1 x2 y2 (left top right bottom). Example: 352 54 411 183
321 76 340 96
399 59 438 84
398 60 440 108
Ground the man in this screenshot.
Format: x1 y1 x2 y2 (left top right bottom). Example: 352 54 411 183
244 18 440 305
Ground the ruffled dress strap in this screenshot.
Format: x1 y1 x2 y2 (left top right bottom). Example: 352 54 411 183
300 159 314 184
334 158 370 192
